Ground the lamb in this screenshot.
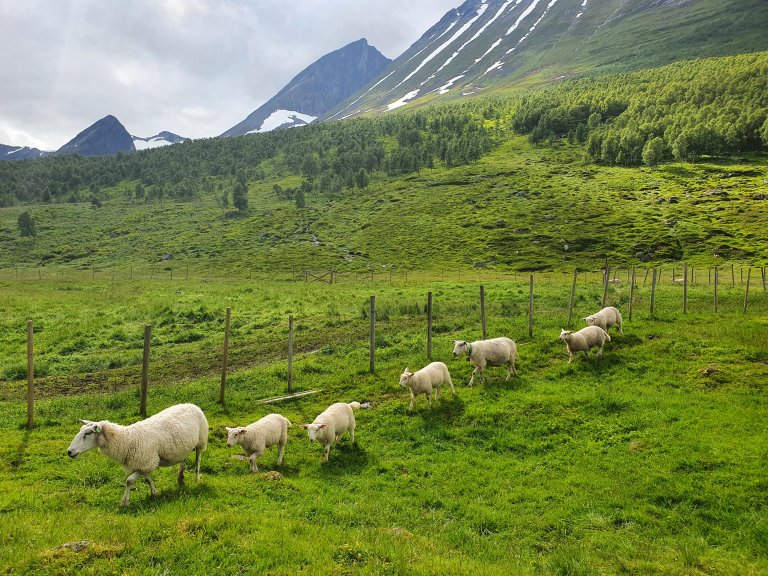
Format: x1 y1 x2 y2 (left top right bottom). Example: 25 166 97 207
300 402 362 462
559 326 611 363
399 362 456 412
451 337 518 386
226 413 291 473
67 403 208 507
583 306 624 335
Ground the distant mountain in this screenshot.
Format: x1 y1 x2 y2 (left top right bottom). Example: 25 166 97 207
220 38 391 137
56 115 135 156
326 0 768 120
0 144 50 160
132 131 186 151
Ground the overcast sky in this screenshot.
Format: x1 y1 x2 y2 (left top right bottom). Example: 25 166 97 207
0 0 459 150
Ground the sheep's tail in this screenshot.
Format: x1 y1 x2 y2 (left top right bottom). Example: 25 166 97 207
348 401 371 410
604 329 611 341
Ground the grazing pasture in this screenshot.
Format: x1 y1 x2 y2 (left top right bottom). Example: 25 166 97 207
0 276 767 575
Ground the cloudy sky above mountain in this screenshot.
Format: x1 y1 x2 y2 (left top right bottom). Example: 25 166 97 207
0 0 458 150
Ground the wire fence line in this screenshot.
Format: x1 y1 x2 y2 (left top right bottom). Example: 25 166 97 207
1 263 767 289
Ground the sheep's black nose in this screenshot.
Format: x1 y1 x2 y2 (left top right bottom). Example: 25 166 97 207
67 450 75 458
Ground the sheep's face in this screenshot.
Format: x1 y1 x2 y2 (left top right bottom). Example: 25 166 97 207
399 370 413 388
225 427 246 448
583 316 596 326
451 340 468 358
300 423 327 442
559 330 572 342
67 420 102 458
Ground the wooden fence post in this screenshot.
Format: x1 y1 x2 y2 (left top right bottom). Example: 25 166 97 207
762 267 767 292
602 265 610 307
683 262 688 315
140 325 152 417
219 308 231 404
743 268 751 313
567 269 578 327
629 267 635 322
731 264 735 288
480 285 487 340
288 315 294 393
369 296 376 374
650 268 657 315
27 321 34 430
528 274 534 338
644 268 650 286
427 292 433 361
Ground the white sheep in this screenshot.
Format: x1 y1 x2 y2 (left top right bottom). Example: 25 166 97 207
226 413 291 473
451 337 518 386
67 403 208 507
300 401 362 462
399 362 456 412
583 306 624 335
559 326 611 363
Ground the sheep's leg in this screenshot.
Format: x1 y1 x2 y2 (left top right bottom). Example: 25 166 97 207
468 366 482 386
248 453 259 473
195 446 202 483
426 390 432 409
350 426 355 444
142 473 158 496
408 391 415 412
177 462 185 486
618 321 624 335
598 342 604 356
435 384 441 400
277 442 285 466
121 471 142 507
322 444 331 463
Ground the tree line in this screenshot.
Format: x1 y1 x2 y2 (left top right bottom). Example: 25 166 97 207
511 52 768 166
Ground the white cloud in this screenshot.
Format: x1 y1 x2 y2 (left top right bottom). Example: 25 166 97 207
0 0 458 149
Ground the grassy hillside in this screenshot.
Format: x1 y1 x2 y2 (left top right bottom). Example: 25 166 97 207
1 134 766 275
1 276 766 574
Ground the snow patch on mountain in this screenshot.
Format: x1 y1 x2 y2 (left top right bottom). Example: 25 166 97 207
576 0 589 18
386 90 421 111
246 109 317 134
438 75 466 94
393 2 490 92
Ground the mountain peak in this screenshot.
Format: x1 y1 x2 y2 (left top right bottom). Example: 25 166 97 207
219 39 392 138
57 115 135 157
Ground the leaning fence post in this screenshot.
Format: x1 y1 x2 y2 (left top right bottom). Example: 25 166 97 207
427 292 433 361
369 296 376 373
528 274 534 338
219 308 231 404
602 265 610 307
650 268 657 315
140 325 152 417
683 262 688 315
567 269 578 327
743 268 751 313
480 285 487 340
288 315 294 394
629 267 635 322
27 320 34 430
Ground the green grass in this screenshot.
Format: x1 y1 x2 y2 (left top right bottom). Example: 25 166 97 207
1 277 767 574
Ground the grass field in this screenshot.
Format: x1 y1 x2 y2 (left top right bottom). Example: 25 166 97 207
1 276 767 575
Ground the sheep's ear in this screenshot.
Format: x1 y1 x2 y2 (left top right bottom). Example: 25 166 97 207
93 424 102 434
225 427 233 432
299 424 308 430
80 419 93 425
237 428 246 435
318 424 327 429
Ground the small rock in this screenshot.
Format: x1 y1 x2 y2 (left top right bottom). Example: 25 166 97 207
263 471 283 481
54 541 91 553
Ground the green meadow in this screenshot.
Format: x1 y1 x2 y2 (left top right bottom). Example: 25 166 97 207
1 276 766 575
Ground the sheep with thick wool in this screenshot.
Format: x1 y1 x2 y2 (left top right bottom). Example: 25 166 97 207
67 403 208 507
559 326 611 363
583 306 624 335
226 413 291 473
399 362 456 412
452 337 518 386
300 402 362 462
